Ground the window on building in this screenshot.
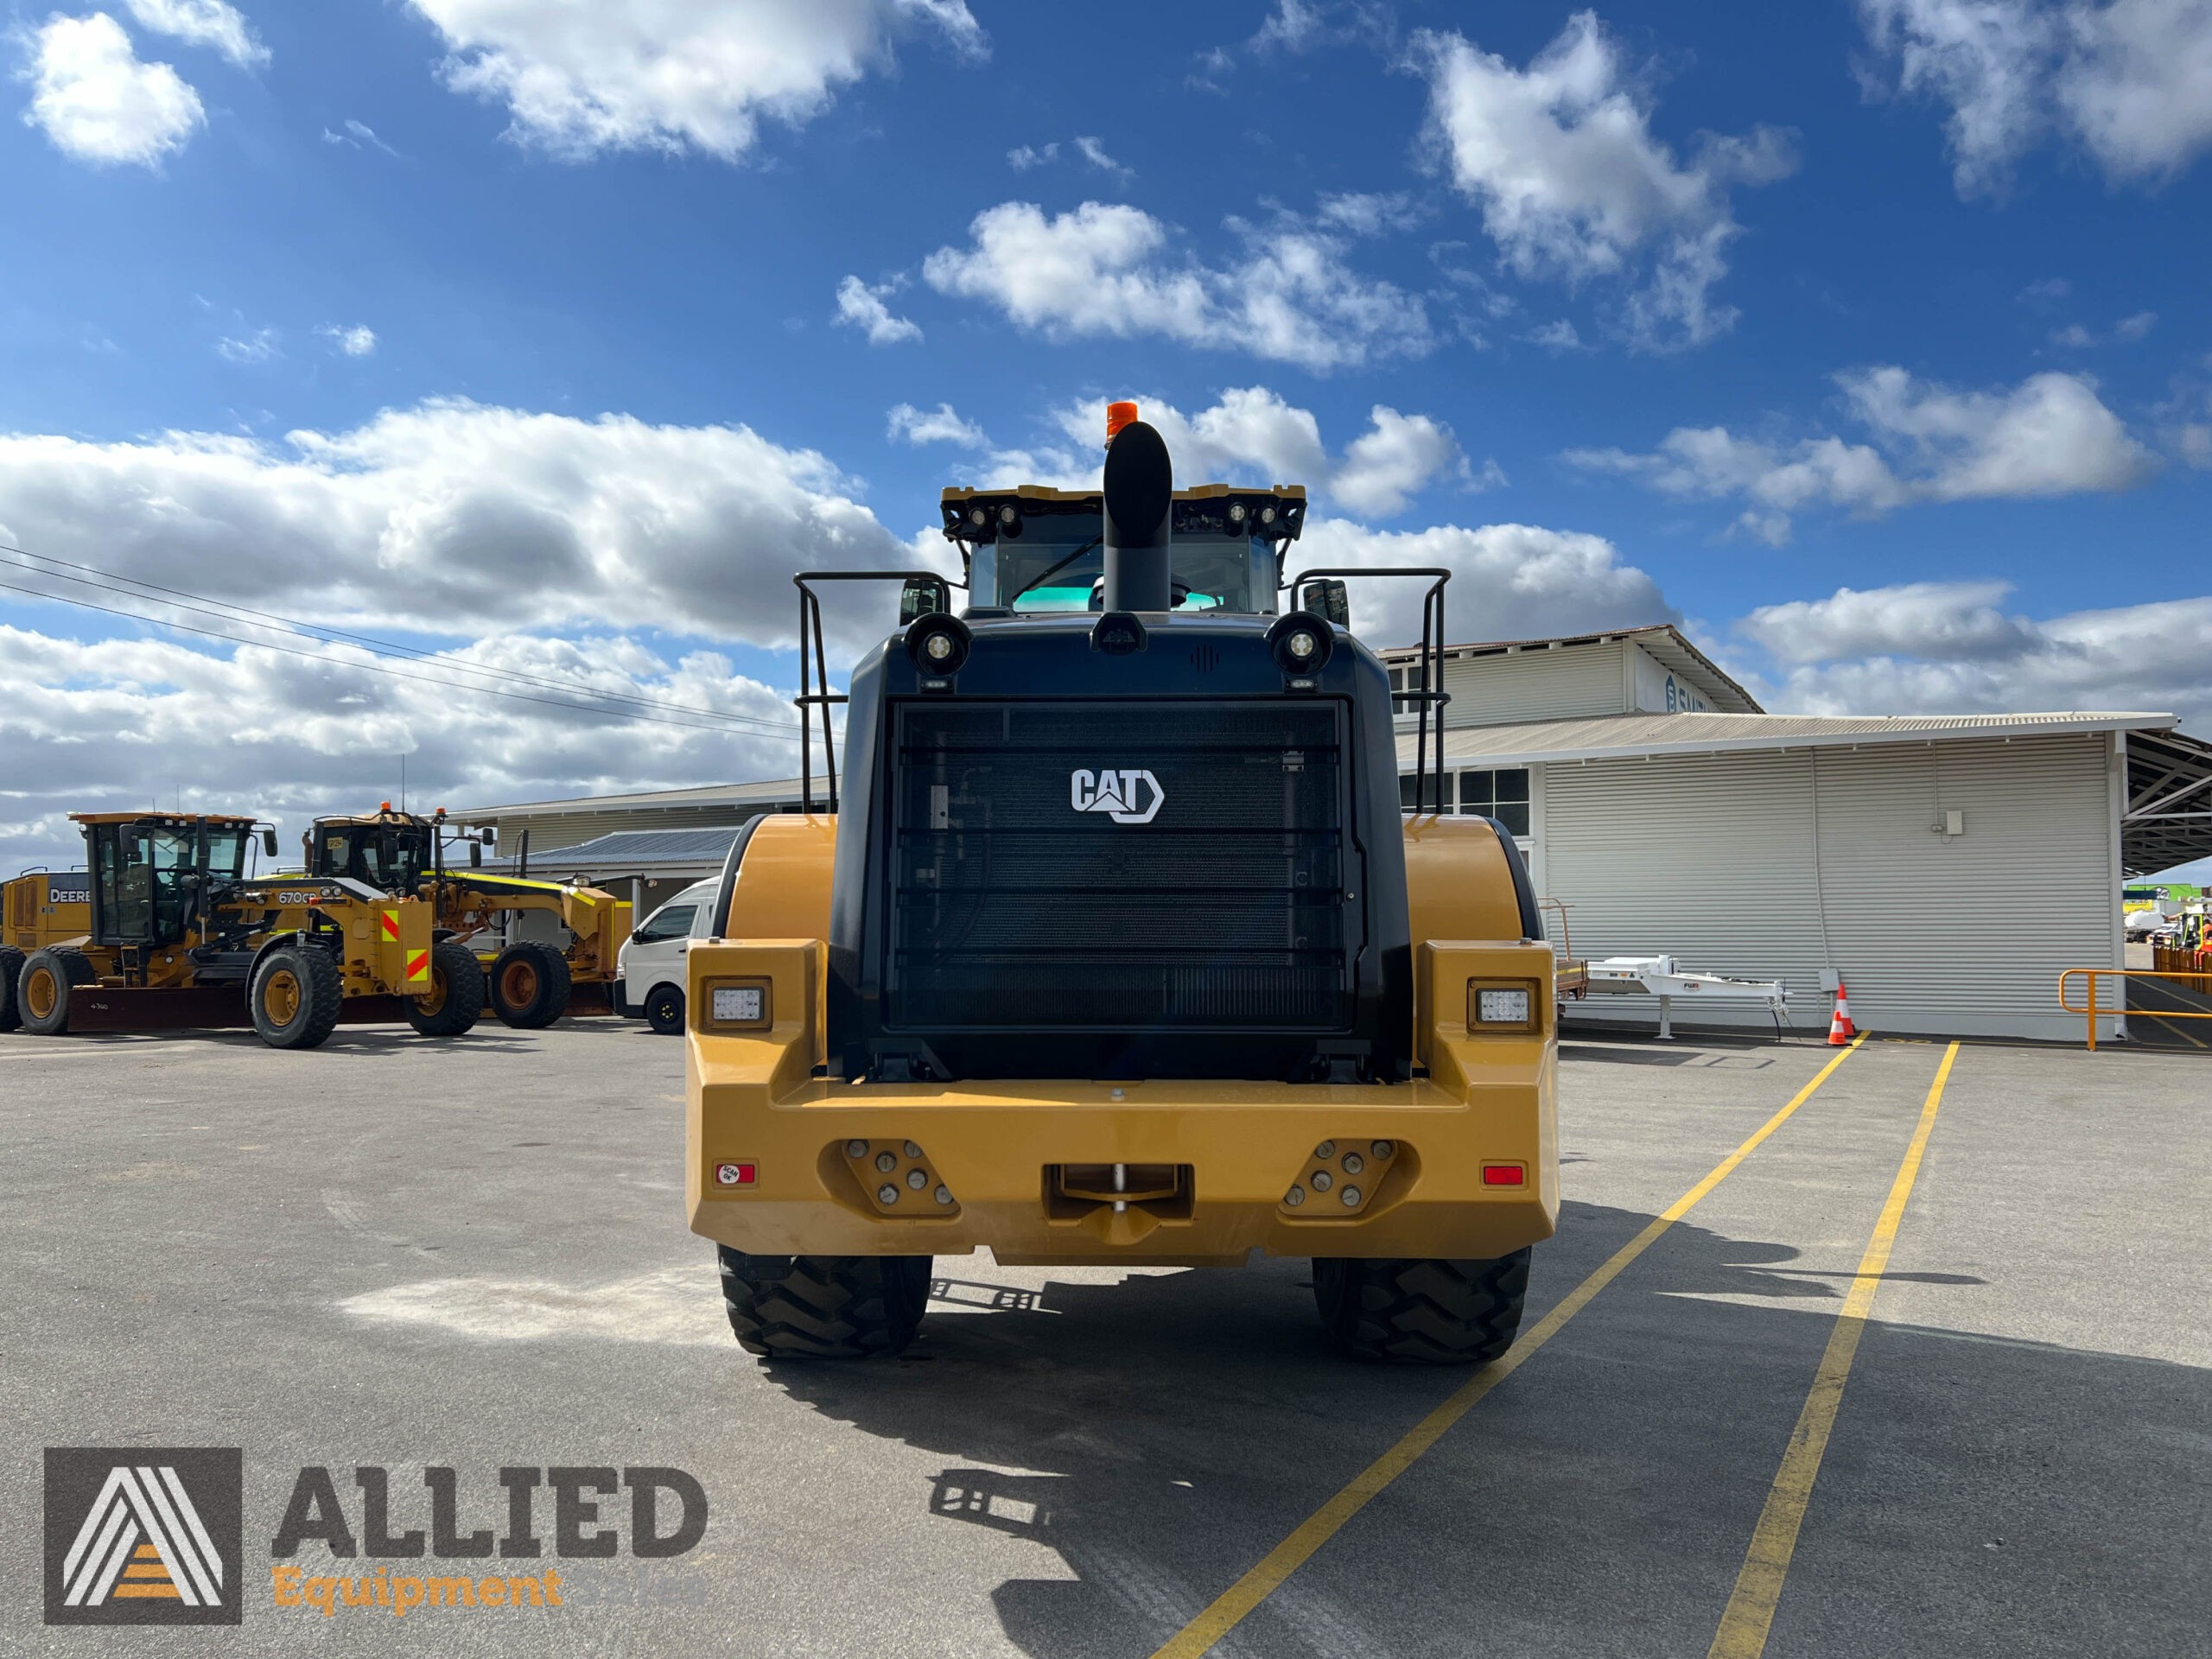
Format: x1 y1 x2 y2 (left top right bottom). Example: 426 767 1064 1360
1457 768 1530 836
1399 770 1455 812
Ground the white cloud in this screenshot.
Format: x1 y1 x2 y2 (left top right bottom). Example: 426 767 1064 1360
1007 141 1056 169
1740 581 2039 663
317 323 377 357
124 0 268 69
1298 517 1678 649
2114 308 2158 340
1332 407 1480 516
1414 13 1796 349
1529 319 1586 351
1072 134 1132 180
833 275 922 345
1315 191 1423 236
404 0 985 162
887 401 986 447
1569 365 2153 539
0 400 912 647
322 118 398 156
216 327 280 363
0 622 802 879
920 200 1431 372
1860 0 2212 194
20 12 205 168
903 387 1493 518
1738 581 2212 725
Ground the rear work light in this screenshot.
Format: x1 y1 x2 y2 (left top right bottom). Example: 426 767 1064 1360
1481 1164 1526 1187
702 977 772 1031
1468 978 1541 1033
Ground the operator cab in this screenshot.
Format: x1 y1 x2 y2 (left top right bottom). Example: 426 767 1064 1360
944 483 1306 619
72 813 270 947
309 809 436 893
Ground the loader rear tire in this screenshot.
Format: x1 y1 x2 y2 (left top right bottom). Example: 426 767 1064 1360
405 938 485 1038
717 1249 932 1359
250 945 343 1050
489 942 570 1029
1313 1249 1530 1365
17 947 95 1038
0 946 25 1032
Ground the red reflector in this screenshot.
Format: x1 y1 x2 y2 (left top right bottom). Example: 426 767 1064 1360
1481 1164 1525 1187
714 1162 757 1188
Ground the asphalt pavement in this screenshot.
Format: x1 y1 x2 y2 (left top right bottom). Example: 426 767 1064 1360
2 1017 2204 1657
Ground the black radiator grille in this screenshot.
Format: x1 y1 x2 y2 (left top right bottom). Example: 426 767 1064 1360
887 700 1351 1031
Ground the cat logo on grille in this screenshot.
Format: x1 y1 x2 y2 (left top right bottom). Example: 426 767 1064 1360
44 1448 242 1625
1069 768 1165 825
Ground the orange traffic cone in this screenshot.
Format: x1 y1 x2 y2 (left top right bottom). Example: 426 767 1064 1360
1827 981 1857 1045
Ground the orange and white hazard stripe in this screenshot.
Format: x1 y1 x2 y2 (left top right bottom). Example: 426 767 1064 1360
405 948 432 988
379 910 402 944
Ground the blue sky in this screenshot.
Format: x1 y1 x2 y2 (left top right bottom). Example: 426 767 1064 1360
2 0 2209 874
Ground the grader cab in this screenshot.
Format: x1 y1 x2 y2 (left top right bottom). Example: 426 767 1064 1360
5 811 480 1047
306 806 632 1027
686 408 1558 1363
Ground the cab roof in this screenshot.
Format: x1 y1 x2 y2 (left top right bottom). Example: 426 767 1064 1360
70 811 257 826
941 482 1307 545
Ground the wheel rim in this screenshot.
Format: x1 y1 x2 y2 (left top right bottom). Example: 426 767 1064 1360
420 969 448 1016
23 968 56 1020
654 995 677 1024
262 968 301 1025
499 960 539 1007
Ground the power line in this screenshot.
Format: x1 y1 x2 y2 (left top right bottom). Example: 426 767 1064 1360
0 572 800 740
0 542 807 741
0 541 802 735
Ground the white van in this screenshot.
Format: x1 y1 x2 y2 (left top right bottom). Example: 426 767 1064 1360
615 877 718 1034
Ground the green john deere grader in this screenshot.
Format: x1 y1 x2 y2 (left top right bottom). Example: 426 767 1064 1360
684 404 1559 1363
8 811 481 1047
304 805 631 1027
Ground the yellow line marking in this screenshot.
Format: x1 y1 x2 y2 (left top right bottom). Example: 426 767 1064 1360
1705 1039 1958 1659
1148 1033 1870 1659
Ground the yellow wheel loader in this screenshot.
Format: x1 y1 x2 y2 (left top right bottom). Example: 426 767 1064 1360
304 807 632 1029
686 409 1559 1363
11 812 480 1048
1 868 91 1031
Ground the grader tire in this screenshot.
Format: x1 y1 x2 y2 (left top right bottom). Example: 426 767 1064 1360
1313 1249 1531 1365
405 938 486 1038
489 942 570 1030
0 946 24 1032
250 945 344 1051
717 1249 932 1359
17 947 94 1038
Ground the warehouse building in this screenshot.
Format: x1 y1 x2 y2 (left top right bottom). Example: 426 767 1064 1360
1382 626 2212 1044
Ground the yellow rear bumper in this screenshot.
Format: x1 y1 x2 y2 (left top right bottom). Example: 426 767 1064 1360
685 939 1558 1268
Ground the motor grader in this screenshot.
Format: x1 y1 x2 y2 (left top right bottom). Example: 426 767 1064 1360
8 811 482 1048
304 806 631 1027
685 407 1559 1363
0 867 90 1030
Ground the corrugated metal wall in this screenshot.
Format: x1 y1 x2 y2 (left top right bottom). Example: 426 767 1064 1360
1434 641 1627 726
1539 735 2119 1041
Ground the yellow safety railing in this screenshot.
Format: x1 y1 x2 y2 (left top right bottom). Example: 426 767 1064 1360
2059 968 2212 1051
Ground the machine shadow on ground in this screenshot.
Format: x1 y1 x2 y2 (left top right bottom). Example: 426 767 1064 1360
752 1200 2206 1659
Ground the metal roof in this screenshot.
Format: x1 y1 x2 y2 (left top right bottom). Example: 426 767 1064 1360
2123 725 2212 878
1400 709 2176 769
458 778 805 819
1374 624 1763 715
